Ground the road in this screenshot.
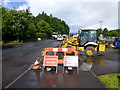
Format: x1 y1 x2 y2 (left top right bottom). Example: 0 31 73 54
2 40 61 88
2 40 119 88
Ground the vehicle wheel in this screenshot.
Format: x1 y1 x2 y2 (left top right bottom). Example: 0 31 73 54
85 46 96 57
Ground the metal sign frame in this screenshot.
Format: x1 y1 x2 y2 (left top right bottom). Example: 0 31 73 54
43 56 58 73
63 56 79 74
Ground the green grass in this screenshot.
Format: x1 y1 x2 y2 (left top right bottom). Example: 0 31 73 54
0 41 3 44
98 73 120 89
4 40 22 45
8 40 20 44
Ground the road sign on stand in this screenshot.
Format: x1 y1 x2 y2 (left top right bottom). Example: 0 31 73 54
43 56 58 73
63 56 79 74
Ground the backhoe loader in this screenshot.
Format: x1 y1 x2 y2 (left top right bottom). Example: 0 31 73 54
62 28 105 56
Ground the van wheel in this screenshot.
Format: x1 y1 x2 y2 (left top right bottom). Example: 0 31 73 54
85 46 96 57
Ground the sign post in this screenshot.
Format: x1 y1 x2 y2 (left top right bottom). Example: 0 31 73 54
43 56 58 73
63 56 79 74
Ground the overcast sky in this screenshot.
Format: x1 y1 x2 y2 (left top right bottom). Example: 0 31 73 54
2 0 119 33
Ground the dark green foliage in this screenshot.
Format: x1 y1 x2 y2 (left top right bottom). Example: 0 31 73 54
2 7 69 42
36 33 47 39
97 28 102 36
102 28 109 36
108 29 120 37
36 20 53 38
97 28 120 38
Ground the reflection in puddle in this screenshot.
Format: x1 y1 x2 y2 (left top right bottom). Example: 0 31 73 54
63 72 79 87
80 58 94 71
33 70 42 80
79 56 118 73
44 72 58 88
95 59 106 67
32 68 80 88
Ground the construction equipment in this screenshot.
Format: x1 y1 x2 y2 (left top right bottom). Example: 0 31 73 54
62 28 106 56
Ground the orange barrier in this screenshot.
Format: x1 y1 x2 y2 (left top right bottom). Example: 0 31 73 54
41 48 78 64
41 48 79 74
42 48 78 56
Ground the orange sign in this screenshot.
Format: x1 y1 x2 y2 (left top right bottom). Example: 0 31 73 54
64 56 78 67
43 56 58 66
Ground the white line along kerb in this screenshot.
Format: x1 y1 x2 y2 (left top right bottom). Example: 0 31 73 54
53 48 58 51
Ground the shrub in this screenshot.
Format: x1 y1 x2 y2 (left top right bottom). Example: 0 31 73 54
36 33 47 39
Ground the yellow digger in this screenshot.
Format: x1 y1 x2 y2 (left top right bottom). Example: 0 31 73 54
62 28 105 56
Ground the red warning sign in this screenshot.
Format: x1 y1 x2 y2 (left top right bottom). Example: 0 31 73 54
64 56 78 67
43 56 58 66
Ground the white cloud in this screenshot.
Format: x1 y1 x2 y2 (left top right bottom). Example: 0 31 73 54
2 0 11 7
17 4 28 11
24 0 118 33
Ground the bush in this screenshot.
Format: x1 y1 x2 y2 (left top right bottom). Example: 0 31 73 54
36 33 47 39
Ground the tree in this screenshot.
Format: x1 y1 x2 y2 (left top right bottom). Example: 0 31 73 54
2 7 70 42
36 20 53 38
2 7 17 42
102 28 109 37
27 23 36 39
97 28 102 36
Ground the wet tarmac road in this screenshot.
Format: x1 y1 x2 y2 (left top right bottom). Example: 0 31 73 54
2 40 61 88
2 40 119 88
9 53 119 88
9 68 104 88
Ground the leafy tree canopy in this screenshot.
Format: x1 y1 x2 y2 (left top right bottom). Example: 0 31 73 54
1 7 69 42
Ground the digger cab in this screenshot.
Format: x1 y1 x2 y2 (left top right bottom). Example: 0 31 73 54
79 28 97 46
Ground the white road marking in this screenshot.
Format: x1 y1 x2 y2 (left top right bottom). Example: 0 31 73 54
79 58 97 77
5 56 45 88
5 67 31 88
4 51 98 88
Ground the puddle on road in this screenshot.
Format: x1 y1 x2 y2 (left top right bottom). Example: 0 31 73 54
79 56 118 74
30 56 118 87
80 57 94 71
32 67 80 88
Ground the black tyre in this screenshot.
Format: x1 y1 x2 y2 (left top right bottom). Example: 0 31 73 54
85 46 96 57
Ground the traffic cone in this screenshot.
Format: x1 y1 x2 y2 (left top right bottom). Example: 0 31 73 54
32 57 41 70
34 57 40 65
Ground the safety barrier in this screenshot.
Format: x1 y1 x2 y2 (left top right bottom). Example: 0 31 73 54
41 48 79 74
41 48 78 56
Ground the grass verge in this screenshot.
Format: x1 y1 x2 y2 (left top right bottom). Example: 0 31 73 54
0 41 3 44
98 73 120 89
2 40 23 45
